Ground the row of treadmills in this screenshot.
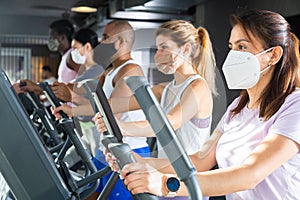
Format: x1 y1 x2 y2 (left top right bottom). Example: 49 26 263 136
0 67 203 200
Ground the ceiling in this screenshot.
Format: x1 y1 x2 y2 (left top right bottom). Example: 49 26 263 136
0 0 78 18
0 0 206 28
1 0 299 36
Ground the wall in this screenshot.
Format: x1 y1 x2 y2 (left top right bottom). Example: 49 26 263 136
0 15 58 36
247 0 300 16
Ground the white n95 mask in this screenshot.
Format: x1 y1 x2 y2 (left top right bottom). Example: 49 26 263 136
71 49 86 65
222 48 273 89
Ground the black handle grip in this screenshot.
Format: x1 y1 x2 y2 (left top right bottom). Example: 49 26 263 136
108 143 136 168
108 143 158 200
38 82 69 119
101 135 118 151
19 81 27 87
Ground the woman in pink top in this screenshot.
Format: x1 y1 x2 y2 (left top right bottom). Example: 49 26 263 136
111 9 300 199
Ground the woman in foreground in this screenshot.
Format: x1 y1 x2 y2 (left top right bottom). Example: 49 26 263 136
117 9 300 199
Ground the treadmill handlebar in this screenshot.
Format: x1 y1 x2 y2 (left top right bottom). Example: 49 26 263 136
125 76 202 200
101 135 119 150
38 82 69 119
108 143 159 200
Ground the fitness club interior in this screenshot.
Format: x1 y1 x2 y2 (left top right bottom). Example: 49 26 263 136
0 0 299 199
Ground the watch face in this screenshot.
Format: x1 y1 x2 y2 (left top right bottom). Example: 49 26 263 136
167 177 180 192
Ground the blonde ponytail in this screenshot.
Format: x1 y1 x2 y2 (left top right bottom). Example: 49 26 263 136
194 27 217 96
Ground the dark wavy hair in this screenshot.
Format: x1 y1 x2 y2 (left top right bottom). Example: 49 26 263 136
230 9 300 120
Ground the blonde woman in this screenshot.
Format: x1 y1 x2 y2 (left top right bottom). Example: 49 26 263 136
94 20 217 160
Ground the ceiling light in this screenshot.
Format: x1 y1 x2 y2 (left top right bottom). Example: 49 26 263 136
71 0 98 13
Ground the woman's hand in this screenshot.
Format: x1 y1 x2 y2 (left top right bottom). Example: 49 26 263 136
93 112 108 133
104 150 120 172
52 104 73 119
121 162 164 196
93 112 131 137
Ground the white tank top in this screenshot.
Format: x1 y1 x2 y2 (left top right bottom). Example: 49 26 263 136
102 60 148 149
158 74 211 158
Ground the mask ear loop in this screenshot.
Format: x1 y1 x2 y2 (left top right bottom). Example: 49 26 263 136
255 47 274 57
171 47 187 68
171 51 179 67
258 47 275 74
260 64 272 74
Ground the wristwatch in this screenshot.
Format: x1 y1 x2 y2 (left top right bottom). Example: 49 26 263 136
165 176 180 197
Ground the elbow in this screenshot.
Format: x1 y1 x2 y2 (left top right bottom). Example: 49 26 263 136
245 179 260 190
241 166 265 190
167 115 181 130
248 174 264 190
172 122 181 131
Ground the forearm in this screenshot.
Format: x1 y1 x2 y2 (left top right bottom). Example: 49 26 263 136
71 92 90 106
138 157 175 174
179 166 254 197
72 103 94 116
109 95 140 114
120 120 156 137
68 83 87 95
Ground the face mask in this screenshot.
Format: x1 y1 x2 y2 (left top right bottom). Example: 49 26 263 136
222 48 273 89
47 38 59 52
155 48 182 75
157 65 176 75
71 48 86 65
93 43 117 68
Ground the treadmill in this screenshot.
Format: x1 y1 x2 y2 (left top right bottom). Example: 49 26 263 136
0 68 71 199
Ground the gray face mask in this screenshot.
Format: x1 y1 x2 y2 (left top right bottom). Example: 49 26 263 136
47 38 59 52
93 43 117 68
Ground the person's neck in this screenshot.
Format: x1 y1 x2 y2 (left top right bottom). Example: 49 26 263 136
59 45 71 56
174 63 196 85
84 58 97 70
247 73 272 109
111 53 132 68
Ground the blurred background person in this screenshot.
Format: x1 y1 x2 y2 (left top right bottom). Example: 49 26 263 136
48 19 78 83
41 65 57 84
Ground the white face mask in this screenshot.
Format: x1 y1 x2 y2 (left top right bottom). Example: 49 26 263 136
71 48 86 65
155 48 182 75
157 63 177 75
222 48 273 89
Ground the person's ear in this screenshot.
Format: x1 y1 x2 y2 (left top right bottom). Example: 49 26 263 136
118 36 127 46
85 42 92 51
182 43 192 57
114 37 121 50
269 46 283 65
